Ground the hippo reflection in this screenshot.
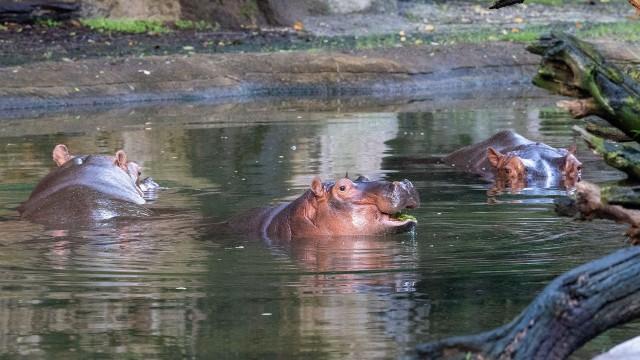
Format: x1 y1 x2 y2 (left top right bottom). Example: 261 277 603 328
19 145 159 228
227 175 420 240
443 130 582 190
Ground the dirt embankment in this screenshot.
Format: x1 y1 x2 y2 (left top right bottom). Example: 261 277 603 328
0 41 542 111
3 39 640 112
1 1 638 113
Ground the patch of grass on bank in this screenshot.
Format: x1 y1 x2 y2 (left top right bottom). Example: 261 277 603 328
526 0 566 5
36 19 61 28
81 18 169 34
346 26 546 50
342 21 640 52
174 20 219 31
577 21 640 41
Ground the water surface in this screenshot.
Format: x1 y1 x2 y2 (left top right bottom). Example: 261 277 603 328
0 93 633 359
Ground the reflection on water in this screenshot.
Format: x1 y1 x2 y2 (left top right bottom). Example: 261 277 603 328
0 93 633 359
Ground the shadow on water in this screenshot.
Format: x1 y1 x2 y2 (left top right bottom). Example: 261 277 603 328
0 91 634 359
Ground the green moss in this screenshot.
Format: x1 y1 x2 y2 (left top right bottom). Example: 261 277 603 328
239 0 259 20
574 125 640 179
174 20 218 31
81 18 170 34
624 66 640 82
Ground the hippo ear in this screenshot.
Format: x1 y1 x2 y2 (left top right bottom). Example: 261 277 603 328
310 177 325 198
114 150 129 171
52 144 71 167
487 147 504 168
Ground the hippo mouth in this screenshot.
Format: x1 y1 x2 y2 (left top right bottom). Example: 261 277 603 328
389 212 417 224
379 210 418 232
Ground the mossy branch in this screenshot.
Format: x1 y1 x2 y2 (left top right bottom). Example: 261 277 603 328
528 33 640 141
573 126 640 180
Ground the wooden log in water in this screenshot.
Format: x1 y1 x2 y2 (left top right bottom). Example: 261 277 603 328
0 0 79 23
527 33 640 142
584 118 633 143
416 245 640 359
573 125 640 180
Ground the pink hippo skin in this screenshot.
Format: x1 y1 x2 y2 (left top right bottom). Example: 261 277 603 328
443 130 582 190
227 175 420 241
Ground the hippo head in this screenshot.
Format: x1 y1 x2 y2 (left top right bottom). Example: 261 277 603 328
52 144 159 196
301 175 420 236
487 144 582 189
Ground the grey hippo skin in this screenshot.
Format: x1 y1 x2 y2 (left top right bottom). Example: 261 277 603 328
442 130 582 189
19 151 156 228
226 175 420 241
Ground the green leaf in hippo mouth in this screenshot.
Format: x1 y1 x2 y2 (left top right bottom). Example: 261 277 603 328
391 213 417 222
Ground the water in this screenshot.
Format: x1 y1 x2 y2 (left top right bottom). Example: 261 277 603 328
0 93 634 359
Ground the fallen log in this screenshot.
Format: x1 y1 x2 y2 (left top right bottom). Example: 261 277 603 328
583 118 633 143
573 125 640 180
527 33 640 142
0 0 79 24
416 245 640 359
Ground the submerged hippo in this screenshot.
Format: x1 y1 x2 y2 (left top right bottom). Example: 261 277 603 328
227 176 420 240
443 130 582 189
19 145 158 227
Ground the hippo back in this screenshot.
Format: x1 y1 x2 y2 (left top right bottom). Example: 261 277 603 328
443 130 532 179
19 155 150 227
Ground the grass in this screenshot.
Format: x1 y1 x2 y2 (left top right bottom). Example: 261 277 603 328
174 20 219 31
526 0 569 5
80 18 222 34
80 18 170 34
36 19 61 28
346 20 640 51
577 21 640 41
250 20 638 54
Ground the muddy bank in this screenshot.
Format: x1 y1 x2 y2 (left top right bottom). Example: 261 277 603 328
0 41 539 112
2 39 639 113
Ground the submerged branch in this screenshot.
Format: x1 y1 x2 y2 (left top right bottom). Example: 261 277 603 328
416 246 640 359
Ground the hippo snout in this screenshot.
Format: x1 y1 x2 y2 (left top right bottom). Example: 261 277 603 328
397 179 420 209
377 179 420 214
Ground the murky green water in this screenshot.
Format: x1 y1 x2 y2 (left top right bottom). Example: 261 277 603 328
0 93 635 359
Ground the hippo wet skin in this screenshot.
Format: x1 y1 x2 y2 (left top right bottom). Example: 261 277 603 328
19 148 154 228
443 130 582 189
227 176 420 241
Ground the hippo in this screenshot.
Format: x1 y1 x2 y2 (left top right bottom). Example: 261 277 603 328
18 145 158 228
51 144 151 189
442 130 582 189
226 175 420 240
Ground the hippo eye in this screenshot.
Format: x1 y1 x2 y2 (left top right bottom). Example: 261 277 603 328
339 185 346 191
